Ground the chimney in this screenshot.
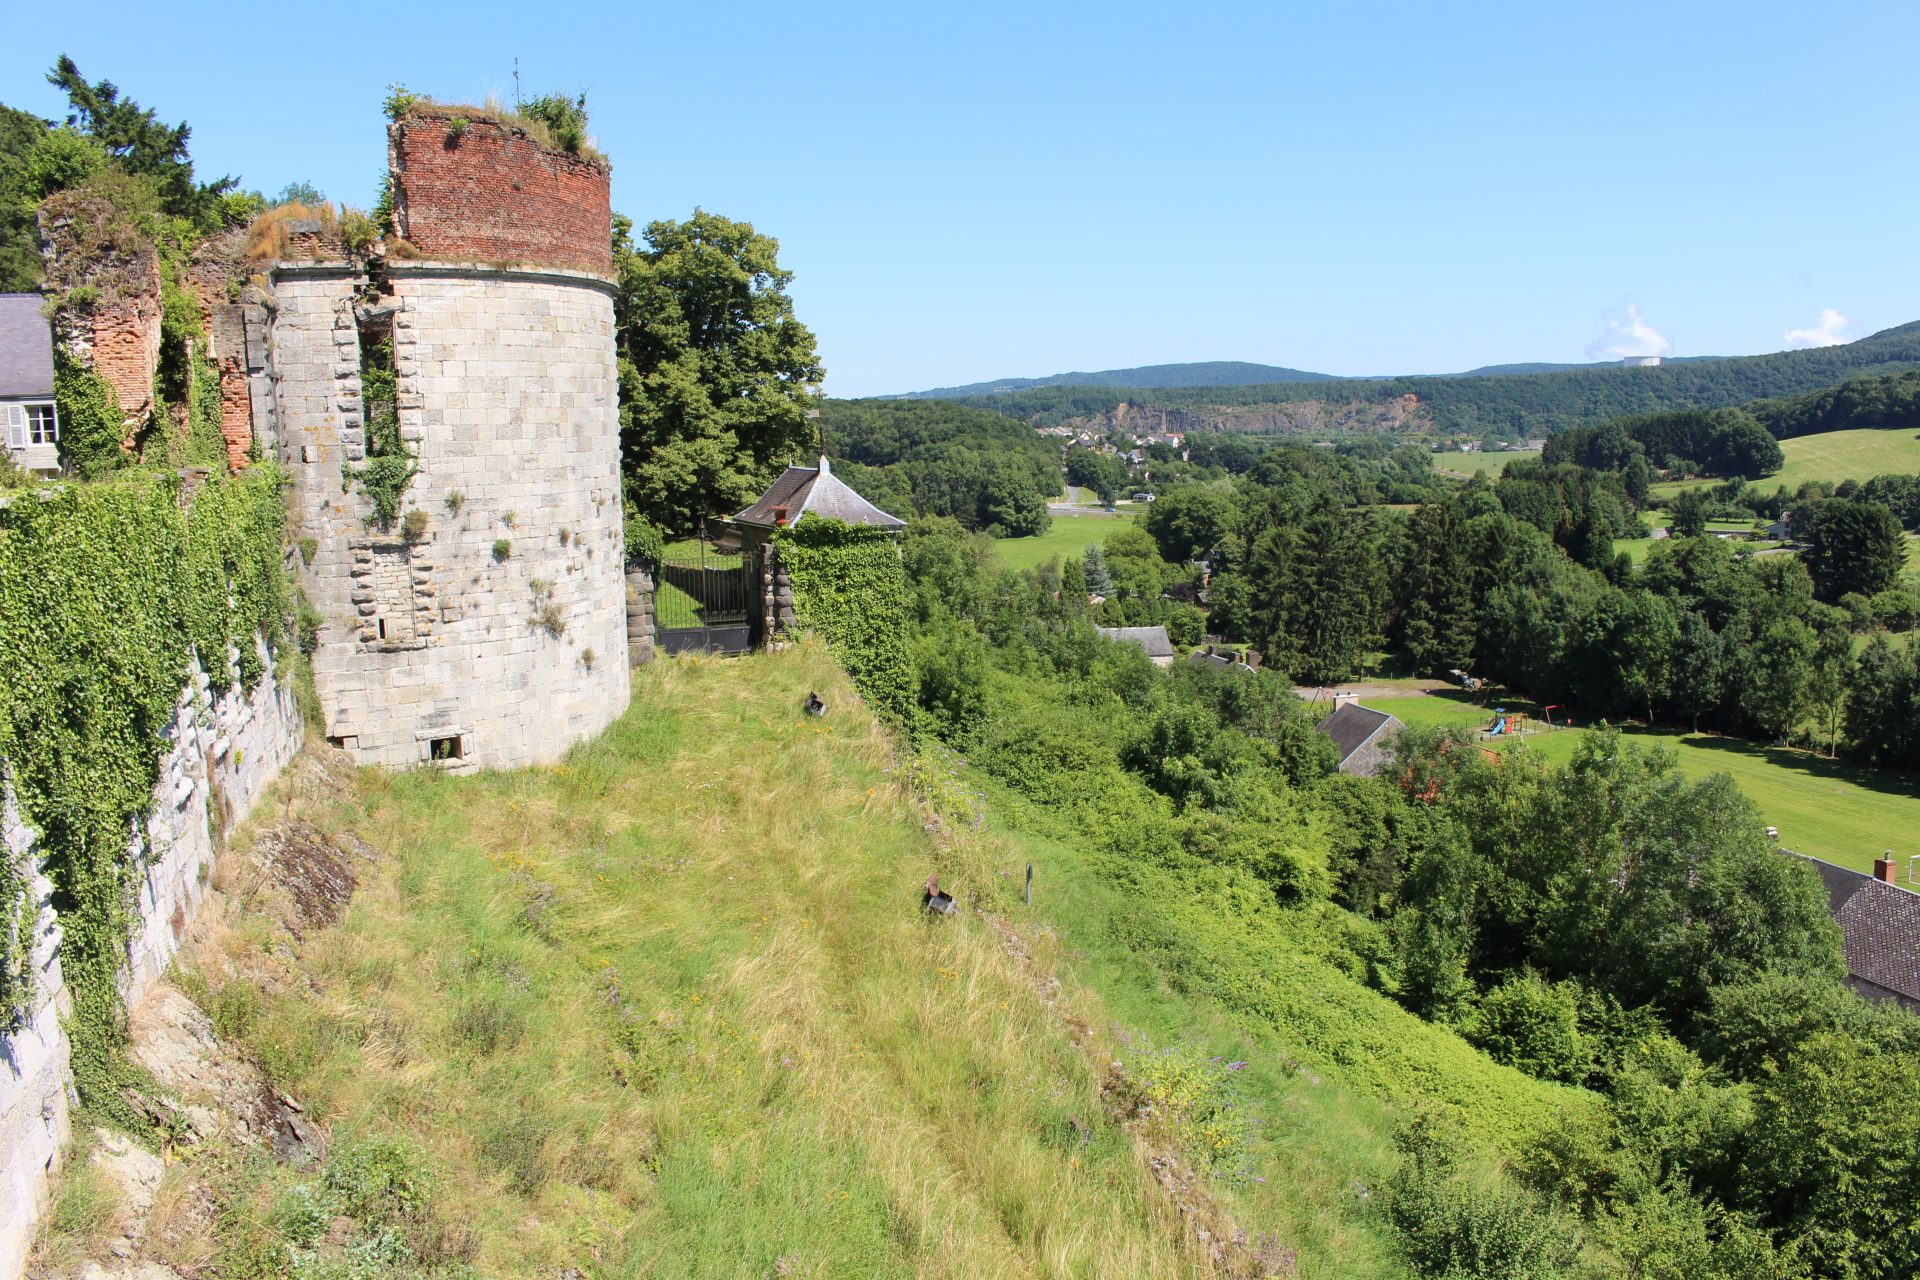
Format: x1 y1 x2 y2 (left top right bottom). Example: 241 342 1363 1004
1877 854 1900 885
1244 649 1262 670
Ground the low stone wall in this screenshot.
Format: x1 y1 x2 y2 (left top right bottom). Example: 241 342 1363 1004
0 646 300 1280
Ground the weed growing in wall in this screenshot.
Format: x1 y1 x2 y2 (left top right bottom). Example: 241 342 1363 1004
771 516 915 729
0 468 287 1117
351 336 416 530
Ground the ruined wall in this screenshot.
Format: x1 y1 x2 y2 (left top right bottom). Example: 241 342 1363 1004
88 277 163 435
0 648 300 1280
390 113 612 277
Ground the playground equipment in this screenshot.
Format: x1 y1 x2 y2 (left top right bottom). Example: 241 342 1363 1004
1484 710 1535 739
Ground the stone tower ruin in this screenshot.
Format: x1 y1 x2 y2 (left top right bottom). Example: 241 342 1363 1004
272 107 630 769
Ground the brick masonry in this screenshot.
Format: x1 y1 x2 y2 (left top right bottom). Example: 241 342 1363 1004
0 645 301 1280
390 113 612 277
87 251 164 436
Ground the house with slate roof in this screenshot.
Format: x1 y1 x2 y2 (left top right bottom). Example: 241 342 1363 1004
1801 855 1920 1010
1 294 60 477
724 456 905 542
1317 702 1403 777
1096 625 1175 667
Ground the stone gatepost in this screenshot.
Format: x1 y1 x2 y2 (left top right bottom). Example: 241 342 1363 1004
625 566 655 666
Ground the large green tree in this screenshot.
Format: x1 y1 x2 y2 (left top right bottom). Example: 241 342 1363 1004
46 55 233 228
1799 498 1905 603
614 209 824 535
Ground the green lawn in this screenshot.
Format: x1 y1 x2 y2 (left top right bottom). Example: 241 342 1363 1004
1433 450 1534 478
1651 427 1920 502
989 511 1137 572
1360 693 1920 881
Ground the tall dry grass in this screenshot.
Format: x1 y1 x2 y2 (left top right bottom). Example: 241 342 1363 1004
178 644 1291 1277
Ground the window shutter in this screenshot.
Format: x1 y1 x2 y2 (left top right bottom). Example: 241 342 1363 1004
5 405 26 451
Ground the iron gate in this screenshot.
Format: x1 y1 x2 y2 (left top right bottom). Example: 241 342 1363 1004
655 538 754 655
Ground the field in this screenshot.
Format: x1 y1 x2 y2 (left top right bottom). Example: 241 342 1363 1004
989 510 1136 571
1651 427 1920 501
1432 449 1533 478
1360 692 1920 881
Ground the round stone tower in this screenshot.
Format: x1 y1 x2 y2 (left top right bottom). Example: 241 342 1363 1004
273 106 629 770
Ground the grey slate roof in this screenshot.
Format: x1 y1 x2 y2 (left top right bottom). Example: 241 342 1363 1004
1317 702 1399 767
1096 626 1174 659
1803 857 1920 1007
733 457 904 530
0 294 55 400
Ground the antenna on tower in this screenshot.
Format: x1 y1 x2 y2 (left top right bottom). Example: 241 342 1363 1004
513 58 523 111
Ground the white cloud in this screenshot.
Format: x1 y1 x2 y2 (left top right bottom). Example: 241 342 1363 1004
1783 308 1856 349
1586 305 1674 360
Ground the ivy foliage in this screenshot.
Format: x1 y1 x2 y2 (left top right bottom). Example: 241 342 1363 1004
53 353 128 479
0 468 286 1115
771 517 914 730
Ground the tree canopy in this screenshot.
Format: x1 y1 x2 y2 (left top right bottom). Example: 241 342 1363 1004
614 209 823 535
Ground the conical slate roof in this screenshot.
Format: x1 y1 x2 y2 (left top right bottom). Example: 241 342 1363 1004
732 457 905 531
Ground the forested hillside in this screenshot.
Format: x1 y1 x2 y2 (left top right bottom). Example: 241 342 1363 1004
819 398 1062 536
944 321 1920 437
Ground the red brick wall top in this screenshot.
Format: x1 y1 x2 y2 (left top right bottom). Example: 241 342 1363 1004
390 114 612 277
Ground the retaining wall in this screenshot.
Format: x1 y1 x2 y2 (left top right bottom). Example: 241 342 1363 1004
0 647 300 1280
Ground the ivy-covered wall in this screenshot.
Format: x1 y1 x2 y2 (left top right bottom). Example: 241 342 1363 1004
771 517 914 729
0 467 288 1088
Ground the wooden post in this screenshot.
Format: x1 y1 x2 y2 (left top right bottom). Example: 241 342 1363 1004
1025 863 1033 907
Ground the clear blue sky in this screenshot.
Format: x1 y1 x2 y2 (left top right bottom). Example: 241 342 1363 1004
5 1 1916 396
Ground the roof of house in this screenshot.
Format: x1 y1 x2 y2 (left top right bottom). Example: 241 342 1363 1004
1317 702 1399 765
1803 857 1920 1004
0 294 55 400
1097 625 1174 659
732 456 904 531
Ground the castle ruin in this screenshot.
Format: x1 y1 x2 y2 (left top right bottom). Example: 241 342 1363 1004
272 108 631 769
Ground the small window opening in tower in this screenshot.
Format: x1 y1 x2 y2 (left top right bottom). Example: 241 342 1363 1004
377 618 387 640
429 736 464 762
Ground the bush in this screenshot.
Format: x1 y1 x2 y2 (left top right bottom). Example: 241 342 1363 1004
1466 973 1590 1084
1387 1120 1580 1280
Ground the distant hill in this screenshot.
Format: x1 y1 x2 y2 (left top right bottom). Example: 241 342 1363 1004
899 360 1343 398
921 322 1920 437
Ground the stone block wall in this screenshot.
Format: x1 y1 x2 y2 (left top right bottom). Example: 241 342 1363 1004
0 647 300 1280
626 567 655 666
280 261 631 770
390 113 612 277
0 794 70 1280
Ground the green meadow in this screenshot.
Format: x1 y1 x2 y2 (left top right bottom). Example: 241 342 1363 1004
1652 427 1920 502
989 511 1137 572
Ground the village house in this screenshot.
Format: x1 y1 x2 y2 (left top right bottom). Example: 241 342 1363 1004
1097 625 1175 667
1317 701 1403 778
1801 855 1920 1010
1 294 61 477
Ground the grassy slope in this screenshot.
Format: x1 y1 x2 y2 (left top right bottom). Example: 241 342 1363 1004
1650 427 1920 502
134 647 1620 1279
1361 693 1920 881
172 647 1467 1279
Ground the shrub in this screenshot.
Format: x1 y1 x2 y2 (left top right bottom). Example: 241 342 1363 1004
1465 973 1591 1084
1387 1120 1580 1279
492 539 512 562
1113 1037 1260 1182
401 508 430 543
